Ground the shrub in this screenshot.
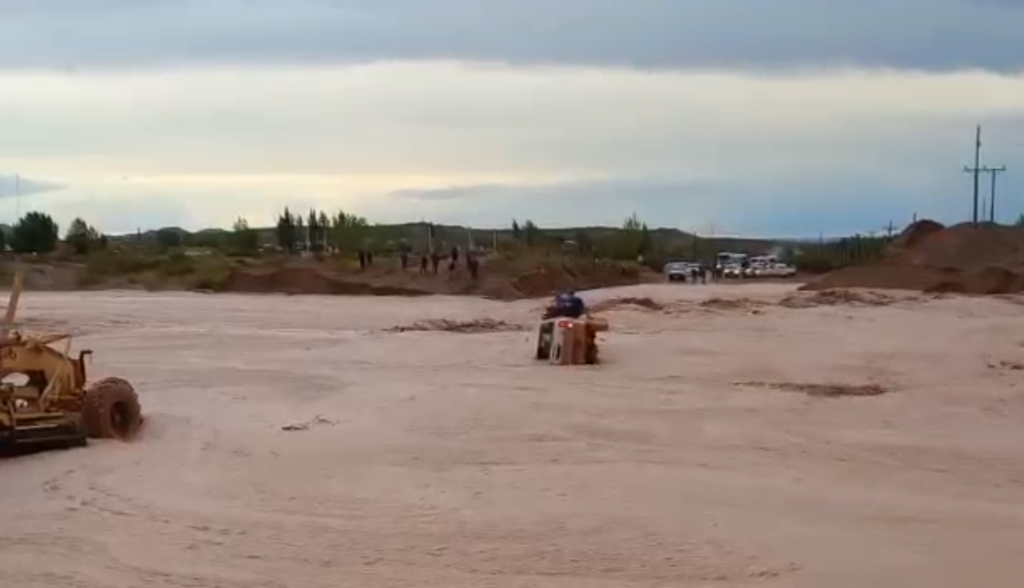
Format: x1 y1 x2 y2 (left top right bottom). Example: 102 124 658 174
157 252 196 277
79 251 162 285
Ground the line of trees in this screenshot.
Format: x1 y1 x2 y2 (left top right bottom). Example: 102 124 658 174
1 207 899 276
509 213 653 261
0 211 108 255
275 208 369 253
0 207 379 258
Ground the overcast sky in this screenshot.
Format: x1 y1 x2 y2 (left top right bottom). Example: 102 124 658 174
3 0 1024 236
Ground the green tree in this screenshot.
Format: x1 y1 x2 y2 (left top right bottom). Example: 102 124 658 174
512 219 521 241
307 209 321 251
295 215 306 252
622 212 643 232
616 212 646 259
639 223 652 256
329 210 369 251
276 208 297 252
64 217 104 255
65 217 91 255
317 210 330 251
348 214 368 251
522 219 539 246
232 217 259 254
329 211 346 251
11 211 59 254
1015 213 1024 227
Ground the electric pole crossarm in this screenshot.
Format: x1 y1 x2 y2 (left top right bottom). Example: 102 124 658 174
961 125 1008 225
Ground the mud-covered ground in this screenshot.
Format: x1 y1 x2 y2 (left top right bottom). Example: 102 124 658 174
2 284 1024 587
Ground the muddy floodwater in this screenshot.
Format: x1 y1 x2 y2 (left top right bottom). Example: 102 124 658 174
2 284 1024 587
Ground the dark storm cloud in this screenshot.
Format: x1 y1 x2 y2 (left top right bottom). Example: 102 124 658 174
1 0 1024 72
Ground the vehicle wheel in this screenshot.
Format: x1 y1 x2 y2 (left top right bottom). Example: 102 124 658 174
585 329 599 364
536 323 554 360
82 377 143 441
536 338 551 360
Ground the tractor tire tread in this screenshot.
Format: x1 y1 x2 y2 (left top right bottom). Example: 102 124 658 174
82 377 142 441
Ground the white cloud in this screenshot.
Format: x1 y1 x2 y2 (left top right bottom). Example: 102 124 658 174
2 61 1024 235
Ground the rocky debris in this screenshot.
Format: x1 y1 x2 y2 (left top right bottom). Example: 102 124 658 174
385 318 525 334
734 380 890 397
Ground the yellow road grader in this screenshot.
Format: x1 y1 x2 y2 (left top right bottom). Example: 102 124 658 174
0 271 142 451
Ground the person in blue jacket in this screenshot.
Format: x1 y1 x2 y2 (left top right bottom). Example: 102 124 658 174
551 289 586 319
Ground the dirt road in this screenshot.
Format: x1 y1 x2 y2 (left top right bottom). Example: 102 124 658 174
3 284 1024 587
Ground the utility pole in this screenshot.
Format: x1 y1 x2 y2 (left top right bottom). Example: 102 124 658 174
963 125 983 226
982 165 1007 223
883 220 896 240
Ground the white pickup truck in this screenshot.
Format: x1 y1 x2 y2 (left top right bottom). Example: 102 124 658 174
757 263 797 278
722 264 745 278
663 261 699 282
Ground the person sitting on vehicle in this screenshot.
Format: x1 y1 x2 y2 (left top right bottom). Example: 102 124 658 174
550 290 586 319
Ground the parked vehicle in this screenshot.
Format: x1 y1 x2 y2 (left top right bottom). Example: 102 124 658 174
663 261 698 282
722 264 745 279
716 252 748 269
763 263 797 277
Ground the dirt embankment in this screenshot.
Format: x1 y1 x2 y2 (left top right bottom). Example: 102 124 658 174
503 258 643 298
222 266 433 297
802 221 1024 295
222 256 647 299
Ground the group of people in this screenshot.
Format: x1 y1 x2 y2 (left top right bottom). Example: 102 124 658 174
409 245 480 280
679 265 726 284
357 249 375 269
357 243 479 281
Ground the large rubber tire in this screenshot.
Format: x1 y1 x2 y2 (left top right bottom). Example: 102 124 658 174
82 377 143 441
585 329 599 364
536 322 554 360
